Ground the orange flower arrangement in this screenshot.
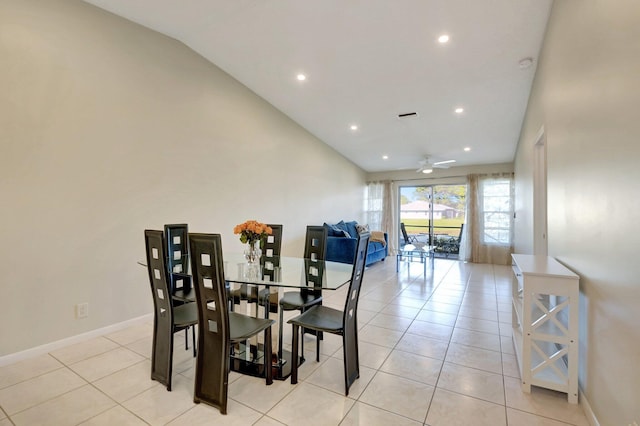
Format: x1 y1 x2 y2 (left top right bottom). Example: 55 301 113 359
233 220 273 247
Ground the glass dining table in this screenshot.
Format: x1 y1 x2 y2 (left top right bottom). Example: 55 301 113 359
162 252 354 380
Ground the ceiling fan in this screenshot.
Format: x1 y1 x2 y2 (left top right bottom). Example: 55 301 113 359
416 156 456 174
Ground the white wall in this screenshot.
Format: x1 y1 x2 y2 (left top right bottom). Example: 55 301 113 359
514 1 640 424
0 0 365 356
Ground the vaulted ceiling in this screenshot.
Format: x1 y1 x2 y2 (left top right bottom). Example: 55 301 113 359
84 0 552 172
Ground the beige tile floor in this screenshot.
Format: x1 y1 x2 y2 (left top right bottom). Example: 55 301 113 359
0 259 590 425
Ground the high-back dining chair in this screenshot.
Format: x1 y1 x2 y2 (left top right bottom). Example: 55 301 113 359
276 225 327 363
289 232 370 396
165 224 197 352
229 224 283 315
261 224 283 262
164 224 194 302
189 233 275 414
258 224 283 314
144 230 198 391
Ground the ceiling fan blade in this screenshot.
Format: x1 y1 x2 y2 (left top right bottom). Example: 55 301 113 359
432 159 456 166
416 156 454 172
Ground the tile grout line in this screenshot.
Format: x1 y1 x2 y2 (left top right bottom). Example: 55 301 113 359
423 263 471 424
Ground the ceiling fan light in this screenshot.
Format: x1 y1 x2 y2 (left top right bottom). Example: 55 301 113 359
422 168 433 174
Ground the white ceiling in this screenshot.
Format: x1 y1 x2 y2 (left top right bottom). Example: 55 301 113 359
84 0 552 172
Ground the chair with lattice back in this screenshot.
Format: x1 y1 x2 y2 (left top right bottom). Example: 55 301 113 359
289 232 369 395
164 224 198 353
144 230 198 391
189 233 275 414
276 225 327 363
257 224 283 315
164 224 193 302
229 224 283 316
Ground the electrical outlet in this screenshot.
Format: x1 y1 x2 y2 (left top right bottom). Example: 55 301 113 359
76 303 89 319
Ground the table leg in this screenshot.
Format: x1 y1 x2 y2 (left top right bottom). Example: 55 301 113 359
423 253 427 276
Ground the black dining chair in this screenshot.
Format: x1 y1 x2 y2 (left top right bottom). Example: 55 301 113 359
164 224 194 303
164 223 197 352
144 230 198 392
289 232 369 396
229 224 283 317
257 224 283 316
189 233 275 414
276 225 327 363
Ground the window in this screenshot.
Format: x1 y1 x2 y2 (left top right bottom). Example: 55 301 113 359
480 178 512 245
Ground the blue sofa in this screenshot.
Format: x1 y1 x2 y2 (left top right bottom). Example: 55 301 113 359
323 220 388 266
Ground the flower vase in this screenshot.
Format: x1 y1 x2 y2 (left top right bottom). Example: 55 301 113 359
244 241 261 264
244 241 261 279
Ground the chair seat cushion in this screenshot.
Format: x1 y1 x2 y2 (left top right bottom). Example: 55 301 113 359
229 312 275 341
173 302 198 327
288 305 343 333
279 291 322 310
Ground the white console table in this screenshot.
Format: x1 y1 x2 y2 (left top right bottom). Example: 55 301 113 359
511 254 579 403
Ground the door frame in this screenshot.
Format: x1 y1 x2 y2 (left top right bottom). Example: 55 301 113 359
533 125 548 256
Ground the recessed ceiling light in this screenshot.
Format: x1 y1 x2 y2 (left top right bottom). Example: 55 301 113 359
455 107 464 114
296 73 306 81
438 34 450 43
464 147 471 152
382 155 388 160
350 124 358 131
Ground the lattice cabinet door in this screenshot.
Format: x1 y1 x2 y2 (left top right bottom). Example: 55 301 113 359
511 254 580 404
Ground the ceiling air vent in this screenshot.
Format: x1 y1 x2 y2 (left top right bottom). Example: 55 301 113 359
398 112 418 119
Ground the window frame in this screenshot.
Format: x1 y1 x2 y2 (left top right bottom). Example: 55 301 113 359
480 178 513 246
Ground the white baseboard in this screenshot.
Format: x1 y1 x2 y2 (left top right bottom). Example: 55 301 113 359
580 388 600 426
0 314 153 367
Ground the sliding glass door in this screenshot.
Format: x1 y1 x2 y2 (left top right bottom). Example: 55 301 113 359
399 184 466 256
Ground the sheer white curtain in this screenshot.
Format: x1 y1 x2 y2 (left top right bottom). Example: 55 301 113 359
364 180 395 249
462 173 514 265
